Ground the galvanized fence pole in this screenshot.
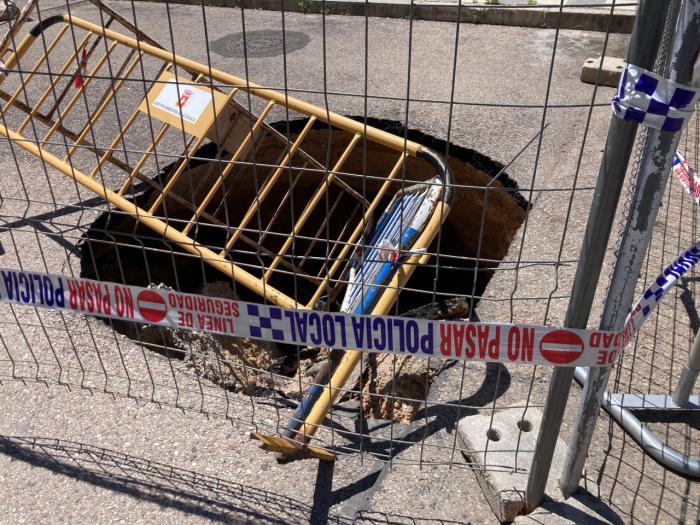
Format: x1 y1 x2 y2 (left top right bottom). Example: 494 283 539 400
559 0 700 498
524 0 670 511
672 326 700 406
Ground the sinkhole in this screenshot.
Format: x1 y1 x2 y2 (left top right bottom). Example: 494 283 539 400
78 117 529 422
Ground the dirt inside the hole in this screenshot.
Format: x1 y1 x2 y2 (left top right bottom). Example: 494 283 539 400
140 281 332 397
80 117 528 423
359 297 469 422
362 354 440 423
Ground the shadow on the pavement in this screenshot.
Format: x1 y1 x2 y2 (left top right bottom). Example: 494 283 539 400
323 362 510 460
0 181 152 255
0 435 469 524
307 363 510 523
523 489 624 525
593 416 700 525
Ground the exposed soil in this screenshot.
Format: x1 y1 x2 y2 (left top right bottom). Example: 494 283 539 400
362 354 442 423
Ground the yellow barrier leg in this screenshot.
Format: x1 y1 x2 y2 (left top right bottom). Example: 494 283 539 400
298 349 362 440
284 208 449 454
249 350 361 461
249 432 335 462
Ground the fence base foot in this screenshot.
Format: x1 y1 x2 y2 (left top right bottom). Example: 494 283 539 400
250 432 336 462
609 393 700 411
457 404 569 522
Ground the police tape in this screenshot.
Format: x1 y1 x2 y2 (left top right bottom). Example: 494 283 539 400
673 150 699 205
1 240 699 367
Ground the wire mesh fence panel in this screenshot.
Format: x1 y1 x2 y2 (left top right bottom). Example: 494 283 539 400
0 0 627 457
1 0 698 521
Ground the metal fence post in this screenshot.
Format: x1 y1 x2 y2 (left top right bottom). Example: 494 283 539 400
559 0 700 498
524 0 671 511
672 327 700 406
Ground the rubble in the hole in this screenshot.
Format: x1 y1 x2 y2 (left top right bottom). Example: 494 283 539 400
179 281 280 394
144 283 471 421
138 282 279 394
360 297 470 423
139 282 331 396
140 283 469 423
362 353 442 423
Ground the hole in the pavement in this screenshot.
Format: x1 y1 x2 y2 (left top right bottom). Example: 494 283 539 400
517 419 533 432
486 428 501 442
79 116 529 421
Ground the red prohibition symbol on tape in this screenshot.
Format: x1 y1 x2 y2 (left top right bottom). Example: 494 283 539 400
137 290 168 323
539 329 584 365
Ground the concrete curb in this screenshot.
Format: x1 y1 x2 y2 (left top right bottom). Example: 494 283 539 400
143 0 635 34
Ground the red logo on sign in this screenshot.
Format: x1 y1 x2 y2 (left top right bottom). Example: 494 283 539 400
539 330 584 365
176 89 194 108
137 290 168 323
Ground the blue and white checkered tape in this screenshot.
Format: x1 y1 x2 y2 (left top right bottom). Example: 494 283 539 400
612 64 698 132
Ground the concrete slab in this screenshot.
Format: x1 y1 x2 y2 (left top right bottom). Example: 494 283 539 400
457 405 569 523
580 56 625 87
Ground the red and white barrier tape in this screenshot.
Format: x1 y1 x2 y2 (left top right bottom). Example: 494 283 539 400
1 240 699 367
673 150 699 205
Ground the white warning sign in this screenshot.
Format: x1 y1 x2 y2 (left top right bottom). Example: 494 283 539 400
152 79 212 125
